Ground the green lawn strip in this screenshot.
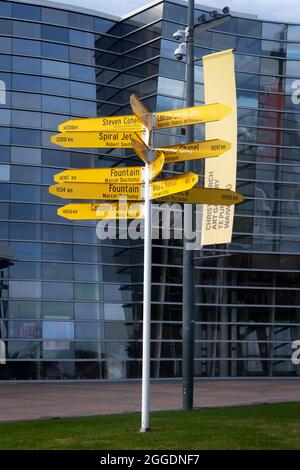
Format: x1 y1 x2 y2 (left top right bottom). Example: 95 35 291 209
0 403 299 450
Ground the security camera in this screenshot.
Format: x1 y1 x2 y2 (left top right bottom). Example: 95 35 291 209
223 6 230 15
173 29 186 41
174 43 186 60
198 13 207 23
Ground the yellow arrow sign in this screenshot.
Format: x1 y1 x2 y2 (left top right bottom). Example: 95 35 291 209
49 183 143 200
57 202 143 220
130 94 152 130
158 187 245 205
156 139 231 164
132 135 148 164
151 172 198 200
51 131 142 148
54 167 144 184
149 152 165 182
155 103 231 129
58 115 143 133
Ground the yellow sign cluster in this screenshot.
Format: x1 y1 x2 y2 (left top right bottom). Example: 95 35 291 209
50 73 244 220
58 202 143 220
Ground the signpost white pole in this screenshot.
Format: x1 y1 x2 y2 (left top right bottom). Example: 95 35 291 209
140 159 152 433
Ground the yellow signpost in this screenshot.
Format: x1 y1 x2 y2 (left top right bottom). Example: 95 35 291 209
49 182 143 200
151 172 198 200
131 135 149 164
54 167 144 184
49 77 244 434
58 202 143 220
58 115 143 133
130 94 152 130
51 131 142 148
155 103 231 129
149 152 165 181
158 187 244 205
156 139 230 163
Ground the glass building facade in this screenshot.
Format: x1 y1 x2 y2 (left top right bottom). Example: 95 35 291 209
0 0 299 380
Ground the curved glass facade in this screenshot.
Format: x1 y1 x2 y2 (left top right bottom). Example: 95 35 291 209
0 0 299 380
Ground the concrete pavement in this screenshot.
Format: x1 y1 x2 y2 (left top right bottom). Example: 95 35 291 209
0 380 299 422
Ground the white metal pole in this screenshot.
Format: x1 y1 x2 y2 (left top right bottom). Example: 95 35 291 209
140 160 152 433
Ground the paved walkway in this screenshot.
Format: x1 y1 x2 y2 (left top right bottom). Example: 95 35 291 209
0 380 299 422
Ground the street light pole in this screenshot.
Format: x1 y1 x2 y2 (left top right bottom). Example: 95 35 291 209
174 4 231 410
182 0 195 411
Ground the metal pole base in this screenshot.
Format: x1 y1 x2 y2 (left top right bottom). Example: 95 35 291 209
140 427 151 433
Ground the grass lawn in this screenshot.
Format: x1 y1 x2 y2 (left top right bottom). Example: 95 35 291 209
0 403 299 450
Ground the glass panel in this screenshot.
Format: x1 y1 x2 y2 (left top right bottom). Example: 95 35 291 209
13 21 41 38
69 12 94 30
94 17 116 33
75 303 101 320
41 25 69 42
69 29 94 47
42 95 70 113
12 110 41 128
74 283 99 300
0 164 9 181
42 42 69 61
42 60 69 78
158 76 184 98
42 282 73 300
287 44 300 60
237 18 261 37
11 147 41 165
12 74 41 92
41 7 69 27
0 37 11 53
13 3 40 21
12 56 41 74
287 25 300 42
263 23 287 40
286 61 300 77
0 109 10 125
0 2 12 17
11 128 41 146
9 281 42 298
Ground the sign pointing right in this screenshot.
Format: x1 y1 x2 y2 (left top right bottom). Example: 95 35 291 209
155 103 231 129
151 172 198 200
156 138 231 164
158 187 244 205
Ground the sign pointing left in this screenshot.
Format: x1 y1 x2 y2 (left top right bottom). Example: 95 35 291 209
51 131 143 148
49 182 143 200
54 167 144 184
58 202 143 220
58 115 143 133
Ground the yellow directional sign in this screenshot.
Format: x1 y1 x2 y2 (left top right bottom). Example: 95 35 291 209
158 187 244 205
155 103 231 129
58 115 143 133
156 139 230 164
149 152 165 182
49 183 143 200
57 202 143 220
51 131 142 148
151 172 198 200
54 167 144 184
132 135 148 164
130 94 152 130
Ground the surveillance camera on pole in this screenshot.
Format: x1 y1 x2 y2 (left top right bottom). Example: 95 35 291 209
176 1 233 413
174 42 187 61
173 28 188 41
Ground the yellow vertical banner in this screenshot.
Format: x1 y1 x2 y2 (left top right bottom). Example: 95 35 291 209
201 49 237 246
